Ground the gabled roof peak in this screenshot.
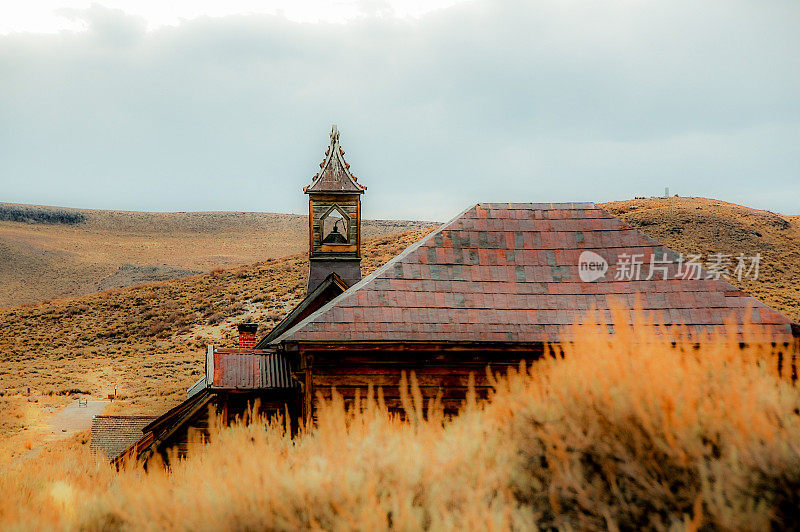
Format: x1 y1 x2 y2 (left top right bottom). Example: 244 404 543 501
304 125 366 194
274 202 796 345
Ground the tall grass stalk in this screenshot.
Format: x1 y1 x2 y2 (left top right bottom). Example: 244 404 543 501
0 309 798 530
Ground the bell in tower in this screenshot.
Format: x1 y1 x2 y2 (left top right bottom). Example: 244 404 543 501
304 125 367 293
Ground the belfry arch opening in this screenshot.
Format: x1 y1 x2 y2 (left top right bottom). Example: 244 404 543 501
321 205 350 245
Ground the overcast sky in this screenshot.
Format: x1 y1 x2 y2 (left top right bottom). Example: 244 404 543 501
1 0 798 220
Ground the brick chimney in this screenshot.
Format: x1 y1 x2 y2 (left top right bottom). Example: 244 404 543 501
237 324 258 349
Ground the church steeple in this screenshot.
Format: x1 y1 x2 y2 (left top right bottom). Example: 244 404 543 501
305 125 366 293
304 125 366 194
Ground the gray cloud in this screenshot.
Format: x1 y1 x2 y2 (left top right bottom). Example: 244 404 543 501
1 0 798 220
54 4 146 47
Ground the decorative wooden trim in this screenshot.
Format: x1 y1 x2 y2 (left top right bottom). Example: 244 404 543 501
308 198 314 257
319 244 357 253
138 392 214 463
304 125 366 194
206 345 214 386
294 341 547 352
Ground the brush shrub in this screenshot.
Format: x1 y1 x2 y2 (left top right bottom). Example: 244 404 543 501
1 310 798 530
0 204 86 225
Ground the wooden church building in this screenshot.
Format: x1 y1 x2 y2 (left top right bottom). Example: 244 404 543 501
114 126 800 464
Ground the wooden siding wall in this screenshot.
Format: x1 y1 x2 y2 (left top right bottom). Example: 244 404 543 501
157 392 300 462
309 193 361 256
301 347 545 417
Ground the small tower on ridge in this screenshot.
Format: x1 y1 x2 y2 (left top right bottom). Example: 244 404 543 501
304 125 367 293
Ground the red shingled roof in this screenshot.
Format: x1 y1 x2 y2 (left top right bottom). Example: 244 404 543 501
276 203 796 344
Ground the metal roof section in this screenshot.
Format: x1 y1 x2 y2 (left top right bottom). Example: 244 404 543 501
201 345 297 391
211 348 296 389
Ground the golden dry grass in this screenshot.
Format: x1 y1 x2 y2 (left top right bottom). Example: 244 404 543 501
0 311 798 530
0 395 76 466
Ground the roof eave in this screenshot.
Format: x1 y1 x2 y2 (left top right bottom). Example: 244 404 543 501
256 272 349 348
304 187 365 194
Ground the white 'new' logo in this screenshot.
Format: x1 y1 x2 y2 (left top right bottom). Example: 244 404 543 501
578 251 608 282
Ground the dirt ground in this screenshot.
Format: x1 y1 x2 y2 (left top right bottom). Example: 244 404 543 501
48 400 109 433
0 394 115 465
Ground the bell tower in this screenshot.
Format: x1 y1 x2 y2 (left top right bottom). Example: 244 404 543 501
304 125 366 293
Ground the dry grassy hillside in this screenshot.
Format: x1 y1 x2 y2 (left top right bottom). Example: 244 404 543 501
0 196 797 430
0 228 434 414
0 202 437 307
602 196 800 322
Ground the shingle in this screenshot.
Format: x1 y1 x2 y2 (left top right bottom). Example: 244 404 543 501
278 203 796 344
91 416 158 460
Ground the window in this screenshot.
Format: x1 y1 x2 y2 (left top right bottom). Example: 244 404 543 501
321 206 350 245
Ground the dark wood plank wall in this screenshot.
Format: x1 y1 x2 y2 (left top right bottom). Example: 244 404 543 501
301 345 545 416
157 392 300 461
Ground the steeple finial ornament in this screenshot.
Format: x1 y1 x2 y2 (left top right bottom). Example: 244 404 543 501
304 125 366 193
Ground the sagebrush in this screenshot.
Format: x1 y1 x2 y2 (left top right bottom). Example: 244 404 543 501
1 310 798 530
